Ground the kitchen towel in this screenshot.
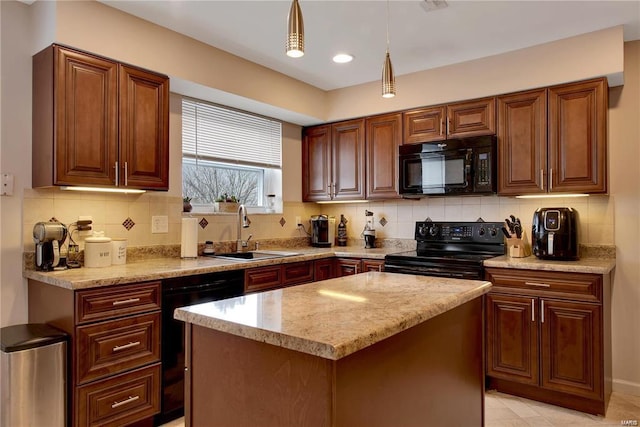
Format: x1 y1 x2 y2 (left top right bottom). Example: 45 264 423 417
181 217 198 258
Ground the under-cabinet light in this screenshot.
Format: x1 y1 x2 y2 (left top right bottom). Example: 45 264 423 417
515 194 589 199
60 186 146 194
316 200 369 204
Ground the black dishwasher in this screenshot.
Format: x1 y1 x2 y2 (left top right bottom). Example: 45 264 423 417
157 270 244 425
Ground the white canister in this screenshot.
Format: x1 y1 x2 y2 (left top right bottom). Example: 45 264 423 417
84 235 112 268
111 238 127 265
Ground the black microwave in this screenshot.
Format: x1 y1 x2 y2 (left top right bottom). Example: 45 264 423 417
399 135 497 196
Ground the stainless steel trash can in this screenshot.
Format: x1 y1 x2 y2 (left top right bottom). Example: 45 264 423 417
1 323 68 427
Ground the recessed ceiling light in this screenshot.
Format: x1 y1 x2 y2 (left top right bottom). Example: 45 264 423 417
333 53 354 64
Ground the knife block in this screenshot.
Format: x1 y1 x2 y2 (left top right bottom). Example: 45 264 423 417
506 230 532 258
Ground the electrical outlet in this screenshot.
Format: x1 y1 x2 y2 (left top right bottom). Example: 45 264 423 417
78 215 93 237
295 216 302 226
152 215 169 234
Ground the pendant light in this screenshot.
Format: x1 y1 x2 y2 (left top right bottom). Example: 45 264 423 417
381 0 396 98
286 0 304 58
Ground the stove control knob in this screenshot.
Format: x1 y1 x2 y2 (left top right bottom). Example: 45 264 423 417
417 225 427 237
429 226 439 237
478 227 486 236
489 227 498 237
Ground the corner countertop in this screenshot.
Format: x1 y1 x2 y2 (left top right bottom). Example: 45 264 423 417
484 255 616 275
174 271 492 360
22 246 399 290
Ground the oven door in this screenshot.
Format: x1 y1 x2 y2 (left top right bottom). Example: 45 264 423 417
384 258 483 280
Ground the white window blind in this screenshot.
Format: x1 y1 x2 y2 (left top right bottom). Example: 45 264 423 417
182 98 282 168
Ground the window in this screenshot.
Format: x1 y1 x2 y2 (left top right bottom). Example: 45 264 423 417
182 98 282 211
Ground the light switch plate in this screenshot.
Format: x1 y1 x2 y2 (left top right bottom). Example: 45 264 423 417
152 215 169 234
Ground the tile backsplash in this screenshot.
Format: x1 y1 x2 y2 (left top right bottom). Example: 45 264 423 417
21 188 614 252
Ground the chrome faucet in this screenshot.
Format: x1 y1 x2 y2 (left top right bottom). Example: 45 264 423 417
237 204 251 251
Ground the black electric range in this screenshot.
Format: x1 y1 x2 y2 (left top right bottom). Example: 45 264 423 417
384 221 505 280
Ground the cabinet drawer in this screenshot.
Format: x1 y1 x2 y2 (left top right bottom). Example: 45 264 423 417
485 268 602 302
76 281 161 324
245 266 282 293
362 259 385 272
76 363 160 427
76 312 160 384
282 261 314 286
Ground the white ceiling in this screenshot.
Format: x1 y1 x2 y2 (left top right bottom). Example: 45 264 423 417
100 0 640 92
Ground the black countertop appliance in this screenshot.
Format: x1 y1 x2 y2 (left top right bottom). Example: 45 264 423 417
532 207 580 260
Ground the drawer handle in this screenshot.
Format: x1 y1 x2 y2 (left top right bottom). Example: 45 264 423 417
525 282 550 288
541 300 545 323
111 395 140 409
112 298 140 306
113 341 141 352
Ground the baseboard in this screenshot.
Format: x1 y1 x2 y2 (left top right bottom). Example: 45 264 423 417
613 379 640 397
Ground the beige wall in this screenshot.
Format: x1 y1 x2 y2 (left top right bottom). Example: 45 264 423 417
1 0 638 396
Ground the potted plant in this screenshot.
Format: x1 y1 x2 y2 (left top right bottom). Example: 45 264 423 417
215 193 240 213
183 196 192 212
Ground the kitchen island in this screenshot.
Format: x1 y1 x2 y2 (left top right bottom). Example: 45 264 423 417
175 272 492 427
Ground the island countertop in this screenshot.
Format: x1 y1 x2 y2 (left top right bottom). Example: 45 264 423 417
174 271 492 360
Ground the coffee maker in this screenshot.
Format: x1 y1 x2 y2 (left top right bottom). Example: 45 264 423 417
310 215 335 247
33 221 68 271
531 207 579 260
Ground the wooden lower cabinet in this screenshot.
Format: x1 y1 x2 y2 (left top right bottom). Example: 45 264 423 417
336 258 385 276
28 280 162 427
245 261 316 293
485 268 611 415
314 258 336 281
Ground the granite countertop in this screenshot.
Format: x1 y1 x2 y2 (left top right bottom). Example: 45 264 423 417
484 255 616 274
174 271 492 360
22 246 399 290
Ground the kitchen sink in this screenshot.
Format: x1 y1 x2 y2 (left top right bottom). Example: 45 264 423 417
211 250 300 261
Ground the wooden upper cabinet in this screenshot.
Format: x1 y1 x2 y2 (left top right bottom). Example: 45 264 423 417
32 44 169 190
332 119 365 200
403 97 495 144
497 89 548 195
497 78 607 196
366 113 402 199
303 119 365 202
403 106 445 143
548 78 607 193
119 65 169 189
446 97 496 138
302 125 332 201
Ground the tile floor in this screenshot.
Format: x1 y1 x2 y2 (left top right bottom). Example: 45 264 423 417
485 390 640 426
161 391 640 426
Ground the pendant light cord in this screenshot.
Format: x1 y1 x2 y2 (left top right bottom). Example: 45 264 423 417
386 0 390 53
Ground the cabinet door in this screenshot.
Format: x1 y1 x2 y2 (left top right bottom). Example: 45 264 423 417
302 125 332 201
497 89 547 196
332 119 365 200
366 113 402 199
403 106 446 144
486 293 539 385
548 78 607 193
119 65 169 190
361 259 384 272
282 261 314 286
335 258 361 276
540 299 602 399
244 266 282 293
314 258 335 281
53 46 118 186
447 97 496 138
